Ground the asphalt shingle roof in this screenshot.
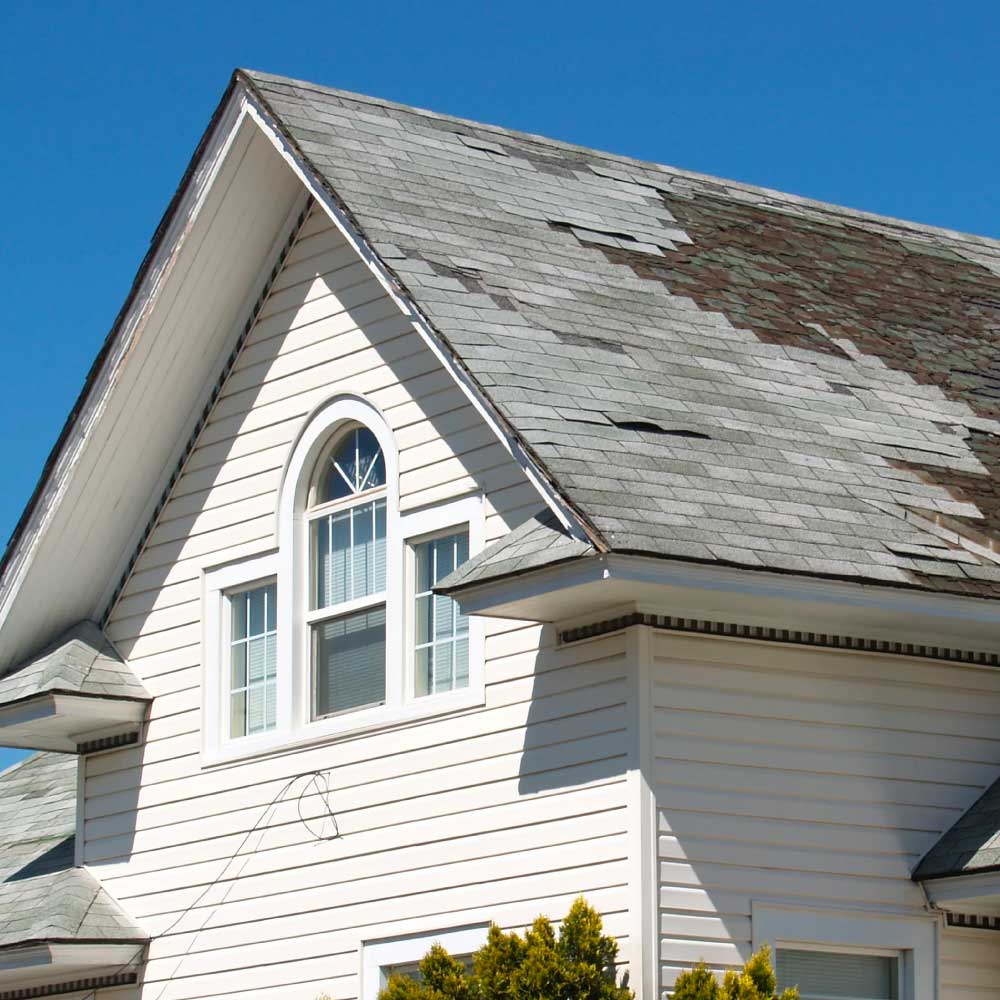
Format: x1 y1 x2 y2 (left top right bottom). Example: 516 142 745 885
0 752 146 949
441 510 593 591
242 69 1000 600
915 775 1000 880
0 621 150 706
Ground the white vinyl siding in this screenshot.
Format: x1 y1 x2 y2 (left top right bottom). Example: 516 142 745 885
940 927 1000 1000
651 630 1000 997
88 207 633 1000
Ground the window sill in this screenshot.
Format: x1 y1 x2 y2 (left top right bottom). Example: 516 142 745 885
201 687 485 767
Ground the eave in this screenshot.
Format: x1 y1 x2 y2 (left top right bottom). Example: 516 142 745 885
920 871 1000 916
0 692 148 754
0 941 145 994
449 552 1000 652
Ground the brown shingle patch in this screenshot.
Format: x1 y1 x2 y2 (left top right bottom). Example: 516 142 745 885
599 190 1000 547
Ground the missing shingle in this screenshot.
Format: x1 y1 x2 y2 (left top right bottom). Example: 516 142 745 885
826 381 858 396
553 330 627 355
456 134 509 157
548 220 667 257
490 293 517 311
427 260 486 293
606 414 712 438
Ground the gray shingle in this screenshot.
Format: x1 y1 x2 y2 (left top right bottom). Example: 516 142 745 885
0 753 147 948
915 776 1000 880
0 621 150 706
241 70 1000 599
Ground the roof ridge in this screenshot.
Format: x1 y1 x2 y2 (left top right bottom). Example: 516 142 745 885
239 68 1000 252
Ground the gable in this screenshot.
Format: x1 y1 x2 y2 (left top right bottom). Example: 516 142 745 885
104 205 537 665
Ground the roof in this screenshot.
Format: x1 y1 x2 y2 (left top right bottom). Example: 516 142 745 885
0 621 150 707
0 752 146 948
441 511 592 592
915 776 1000 881
242 69 1000 600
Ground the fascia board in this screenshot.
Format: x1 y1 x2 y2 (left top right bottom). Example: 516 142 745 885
922 871 1000 912
450 550 1000 647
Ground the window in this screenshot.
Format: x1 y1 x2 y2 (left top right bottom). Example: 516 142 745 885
777 949 900 1000
753 902 937 1000
228 583 277 737
413 529 470 696
362 926 487 1000
202 396 487 766
307 425 388 718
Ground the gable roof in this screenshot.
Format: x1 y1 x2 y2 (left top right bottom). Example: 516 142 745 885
0 621 149 709
242 69 1000 601
4 69 1000 665
915 775 1000 881
0 752 146 949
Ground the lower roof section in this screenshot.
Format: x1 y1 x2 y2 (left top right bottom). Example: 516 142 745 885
0 623 149 752
0 753 146 989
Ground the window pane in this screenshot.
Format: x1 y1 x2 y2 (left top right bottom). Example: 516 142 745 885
229 582 278 739
318 427 386 503
230 691 246 739
313 499 386 610
231 642 247 690
314 605 386 717
777 950 898 1000
412 529 470 696
232 591 248 641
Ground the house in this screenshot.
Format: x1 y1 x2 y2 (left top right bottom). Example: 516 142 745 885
0 67 999 1000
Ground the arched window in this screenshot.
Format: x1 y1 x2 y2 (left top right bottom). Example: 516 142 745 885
307 424 388 717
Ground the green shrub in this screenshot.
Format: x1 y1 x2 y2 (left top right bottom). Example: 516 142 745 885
673 946 798 1000
376 898 633 1000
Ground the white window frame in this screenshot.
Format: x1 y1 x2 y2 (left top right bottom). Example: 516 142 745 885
752 902 938 1000
202 550 281 762
361 924 488 1000
402 495 485 707
200 395 486 766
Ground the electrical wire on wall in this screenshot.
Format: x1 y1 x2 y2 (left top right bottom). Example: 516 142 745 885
80 768 341 1000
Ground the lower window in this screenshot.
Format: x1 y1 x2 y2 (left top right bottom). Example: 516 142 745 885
313 605 387 715
777 948 900 1000
362 925 487 1000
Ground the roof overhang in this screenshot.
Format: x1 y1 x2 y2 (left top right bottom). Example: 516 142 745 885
921 871 1000 915
0 72 586 672
0 79 307 671
0 692 148 753
451 552 1000 650
0 941 145 992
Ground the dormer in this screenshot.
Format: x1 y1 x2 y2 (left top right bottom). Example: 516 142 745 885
0 622 150 753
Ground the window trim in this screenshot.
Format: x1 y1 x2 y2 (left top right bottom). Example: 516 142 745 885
361 924 489 1000
202 551 280 762
401 496 485 704
752 902 938 1000
200 396 487 767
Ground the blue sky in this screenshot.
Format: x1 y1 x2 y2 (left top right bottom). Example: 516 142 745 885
1 0 998 770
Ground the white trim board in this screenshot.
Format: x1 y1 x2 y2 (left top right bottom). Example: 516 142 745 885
752 901 938 1000
361 924 488 1000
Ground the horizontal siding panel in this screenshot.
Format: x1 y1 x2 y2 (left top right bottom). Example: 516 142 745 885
655 632 1000 989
